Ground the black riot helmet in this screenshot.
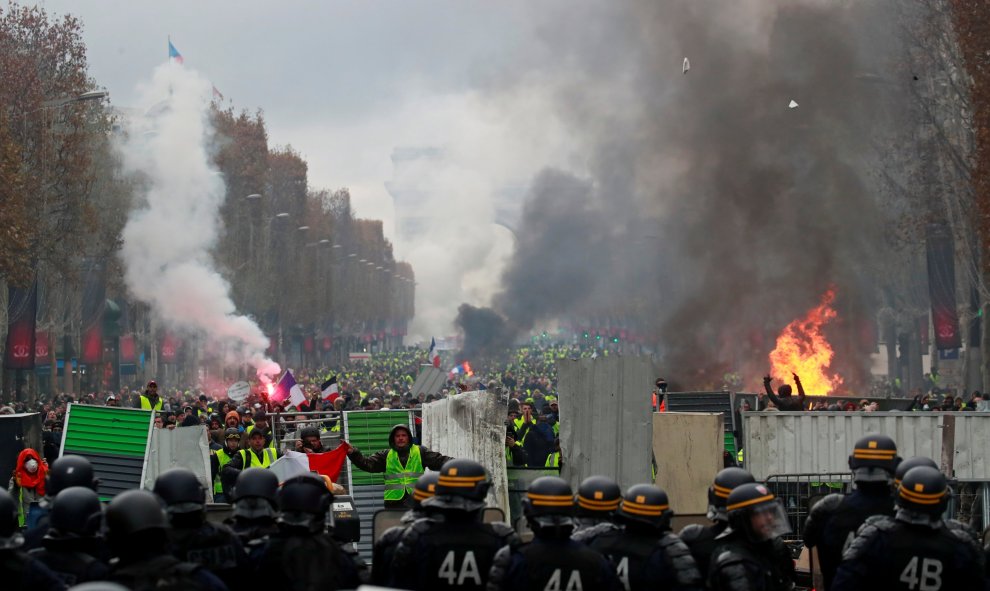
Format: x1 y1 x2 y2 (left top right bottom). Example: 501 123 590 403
278 474 332 533
233 468 279 504
0 489 22 549
896 466 948 524
48 455 98 496
576 475 621 517
619 484 673 530
726 483 791 543
232 468 280 521
105 489 167 540
412 471 440 506
424 459 491 513
848 434 900 482
708 467 756 522
523 476 575 538
894 456 939 488
152 467 206 514
224 427 242 442
50 486 103 539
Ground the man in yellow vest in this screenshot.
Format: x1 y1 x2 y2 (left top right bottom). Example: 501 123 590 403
344 424 451 509
137 380 163 411
221 430 280 489
210 428 241 502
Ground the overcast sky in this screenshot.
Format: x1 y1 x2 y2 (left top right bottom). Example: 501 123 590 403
33 0 572 243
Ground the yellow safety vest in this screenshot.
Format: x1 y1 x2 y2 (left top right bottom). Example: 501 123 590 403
545 452 560 468
384 445 423 501
513 417 536 443
139 395 163 411
239 448 277 469
214 448 235 494
245 425 277 449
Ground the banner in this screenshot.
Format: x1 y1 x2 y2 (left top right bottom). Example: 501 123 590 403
79 265 106 365
161 333 180 363
303 335 314 354
80 324 103 364
926 230 962 350
34 331 50 367
119 334 136 364
4 280 37 370
321 336 333 351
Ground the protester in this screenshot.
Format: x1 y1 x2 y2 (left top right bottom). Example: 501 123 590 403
344 424 451 509
8 448 48 529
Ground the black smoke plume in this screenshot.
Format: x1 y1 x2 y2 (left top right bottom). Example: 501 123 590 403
458 0 910 391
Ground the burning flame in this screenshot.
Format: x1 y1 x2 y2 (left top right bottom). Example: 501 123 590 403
266 382 275 397
464 361 474 377
769 288 843 396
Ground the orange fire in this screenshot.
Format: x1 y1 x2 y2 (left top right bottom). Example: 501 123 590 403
266 382 275 397
769 288 843 396
464 361 474 377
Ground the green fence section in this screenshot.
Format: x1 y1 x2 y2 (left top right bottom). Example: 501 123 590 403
344 410 413 486
62 404 153 457
724 431 736 455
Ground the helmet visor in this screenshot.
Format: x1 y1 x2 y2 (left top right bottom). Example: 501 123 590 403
748 500 791 542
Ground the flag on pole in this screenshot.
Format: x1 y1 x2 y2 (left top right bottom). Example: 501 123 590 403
212 85 223 101
321 375 339 401
273 369 306 407
428 337 441 368
168 38 184 64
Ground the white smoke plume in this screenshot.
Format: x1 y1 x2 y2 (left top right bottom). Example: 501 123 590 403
118 63 280 380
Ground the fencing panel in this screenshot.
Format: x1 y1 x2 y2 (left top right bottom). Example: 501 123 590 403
422 390 510 515
742 412 942 481
558 356 654 491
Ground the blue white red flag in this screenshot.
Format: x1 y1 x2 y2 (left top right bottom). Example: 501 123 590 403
428 337 441 368
273 369 306 407
168 39 184 64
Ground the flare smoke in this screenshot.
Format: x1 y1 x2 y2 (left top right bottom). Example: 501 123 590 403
119 63 280 379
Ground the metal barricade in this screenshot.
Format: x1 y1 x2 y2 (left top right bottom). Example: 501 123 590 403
272 410 344 456
764 473 851 541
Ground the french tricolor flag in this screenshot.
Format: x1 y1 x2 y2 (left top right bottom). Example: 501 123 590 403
428 337 441 368
168 39 184 65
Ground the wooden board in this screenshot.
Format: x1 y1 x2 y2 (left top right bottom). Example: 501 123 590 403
653 412 723 515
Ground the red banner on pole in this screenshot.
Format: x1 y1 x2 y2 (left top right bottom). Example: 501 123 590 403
304 336 315 353
161 333 180 363
80 324 103 364
119 334 136 364
34 331 50 366
4 281 37 370
321 336 332 351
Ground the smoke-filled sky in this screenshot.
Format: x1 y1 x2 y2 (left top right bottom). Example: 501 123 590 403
37 0 911 388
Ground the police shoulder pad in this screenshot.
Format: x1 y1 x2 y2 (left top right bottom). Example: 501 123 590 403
678 523 707 543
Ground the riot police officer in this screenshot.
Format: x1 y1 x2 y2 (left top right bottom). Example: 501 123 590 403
152 468 248 588
28 486 109 585
487 476 622 591
708 482 795 591
680 467 755 576
105 489 227 591
571 475 622 540
225 468 280 546
0 489 65 590
578 483 702 590
832 466 985 590
389 459 518 590
804 434 900 591
372 471 439 585
25 455 99 550
254 473 363 590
